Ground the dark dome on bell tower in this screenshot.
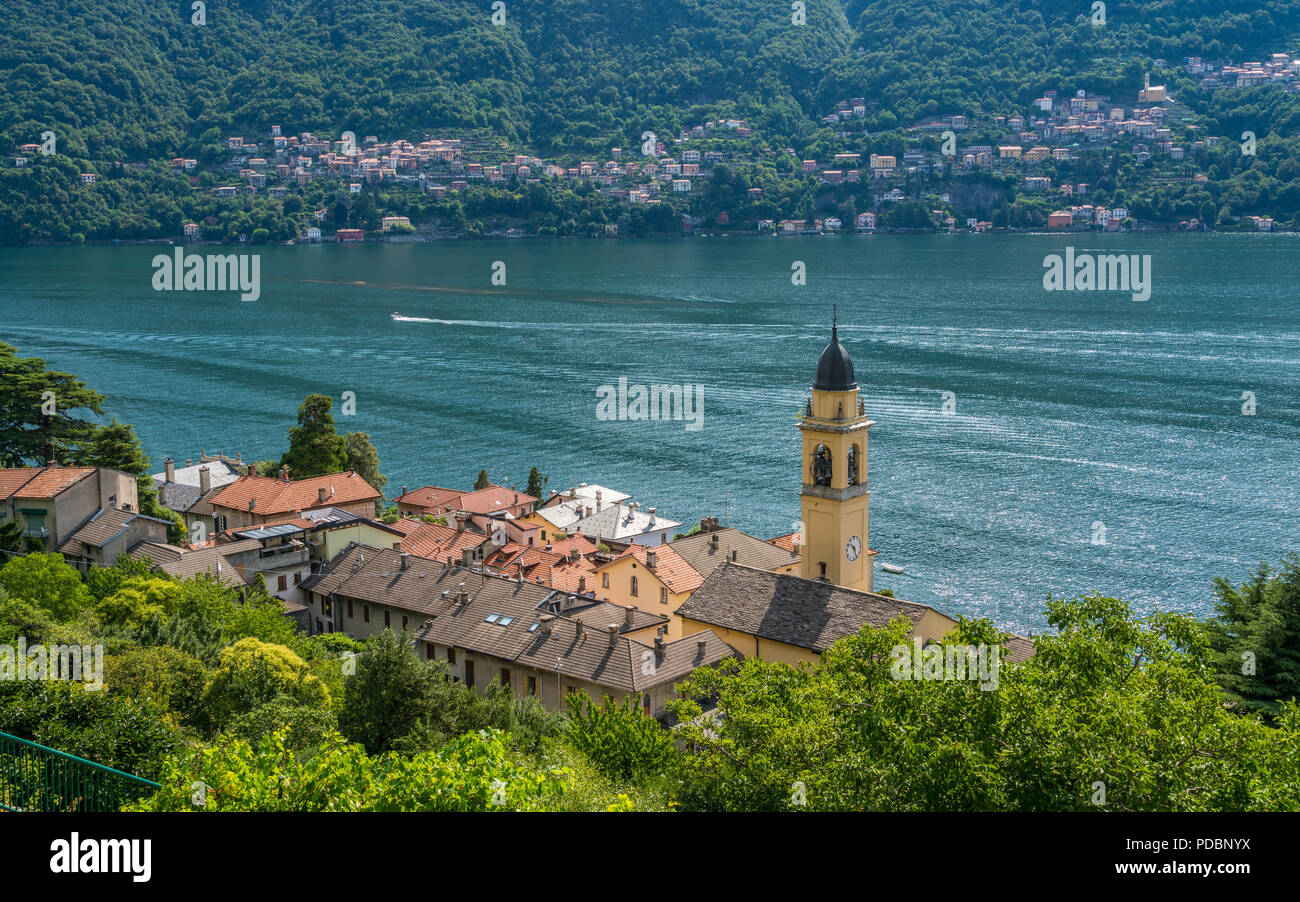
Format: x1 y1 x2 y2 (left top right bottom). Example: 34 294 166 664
813 322 857 392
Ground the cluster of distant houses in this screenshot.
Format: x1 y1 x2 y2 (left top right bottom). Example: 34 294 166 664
1 456 1031 719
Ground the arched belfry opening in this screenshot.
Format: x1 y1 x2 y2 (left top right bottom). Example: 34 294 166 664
812 444 832 486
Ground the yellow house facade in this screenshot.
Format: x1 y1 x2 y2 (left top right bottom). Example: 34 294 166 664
589 544 703 639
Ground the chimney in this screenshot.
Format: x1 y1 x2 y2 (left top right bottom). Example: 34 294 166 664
709 532 719 550
585 506 592 517
400 552 410 571
654 635 666 658
461 548 473 568
198 466 211 495
569 546 580 562
647 507 656 525
623 605 635 627
646 550 657 570
401 485 408 497
248 498 256 511
164 458 175 482
595 490 602 511
696 637 707 657
607 624 618 646
245 463 256 476
731 549 738 562
185 458 192 468
318 486 328 505
237 452 242 463
578 576 586 593
513 492 518 505
455 512 466 532
540 615 554 636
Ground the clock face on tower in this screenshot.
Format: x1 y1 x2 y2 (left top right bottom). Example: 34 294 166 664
845 535 862 562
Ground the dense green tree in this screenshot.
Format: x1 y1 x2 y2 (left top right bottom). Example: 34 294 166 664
565 692 677 784
201 637 331 733
279 394 347 479
127 728 568 812
1208 555 1300 718
669 596 1300 811
105 645 210 731
344 431 387 496
0 552 91 620
0 680 180 780
0 520 23 556
525 466 547 500
473 469 491 490
0 342 105 465
338 629 444 754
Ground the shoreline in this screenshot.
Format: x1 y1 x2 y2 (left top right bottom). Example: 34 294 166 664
14 227 1297 249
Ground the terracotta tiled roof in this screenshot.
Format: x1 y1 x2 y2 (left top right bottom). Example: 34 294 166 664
671 527 801 579
0 468 43 501
393 485 463 510
457 485 536 514
0 466 97 499
393 520 486 560
594 543 703 595
207 471 379 515
675 562 938 654
545 558 600 593
767 532 800 553
541 534 598 557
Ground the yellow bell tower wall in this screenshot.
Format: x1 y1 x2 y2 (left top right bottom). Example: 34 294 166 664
797 369 876 592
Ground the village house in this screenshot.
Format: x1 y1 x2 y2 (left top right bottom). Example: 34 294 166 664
588 543 703 638
522 483 630 542
300 545 734 716
56 508 173 573
0 466 140 551
204 468 380 531
394 484 536 519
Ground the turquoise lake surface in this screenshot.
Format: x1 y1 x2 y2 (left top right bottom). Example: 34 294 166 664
4 233 1298 628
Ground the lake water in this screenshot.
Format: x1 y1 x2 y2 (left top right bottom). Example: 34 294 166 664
3 234 1298 629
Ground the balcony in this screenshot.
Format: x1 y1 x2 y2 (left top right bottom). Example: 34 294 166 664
258 542 307 561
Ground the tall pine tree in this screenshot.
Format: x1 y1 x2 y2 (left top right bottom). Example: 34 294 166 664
280 394 347 479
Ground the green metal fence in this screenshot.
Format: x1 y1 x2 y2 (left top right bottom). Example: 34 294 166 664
0 731 160 812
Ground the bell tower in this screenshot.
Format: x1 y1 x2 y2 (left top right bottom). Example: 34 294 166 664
798 314 876 592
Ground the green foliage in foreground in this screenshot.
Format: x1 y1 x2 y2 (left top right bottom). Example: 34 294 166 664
1207 553 1300 718
669 595 1300 811
126 728 568 812
565 691 677 784
4 534 1300 811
